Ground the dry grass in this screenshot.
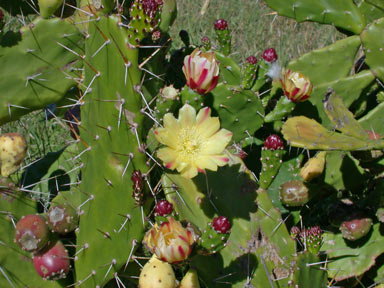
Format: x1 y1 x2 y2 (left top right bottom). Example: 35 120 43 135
170 0 344 64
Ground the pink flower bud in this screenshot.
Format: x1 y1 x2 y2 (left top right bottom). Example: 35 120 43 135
182 48 220 95
143 218 195 263
281 69 312 103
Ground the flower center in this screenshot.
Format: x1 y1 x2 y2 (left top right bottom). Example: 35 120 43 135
177 127 202 161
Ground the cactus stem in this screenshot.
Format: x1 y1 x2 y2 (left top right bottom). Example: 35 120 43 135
123 239 138 271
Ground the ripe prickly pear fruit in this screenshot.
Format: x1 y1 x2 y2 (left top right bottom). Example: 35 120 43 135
340 214 373 241
198 217 230 254
179 268 200 288
214 19 231 55
14 214 51 252
0 133 27 177
264 134 284 150
38 0 64 18
262 48 278 63
33 240 70 280
47 203 79 234
138 255 176 288
280 180 310 207
300 151 326 182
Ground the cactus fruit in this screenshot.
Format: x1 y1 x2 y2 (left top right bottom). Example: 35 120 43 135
340 214 373 241
33 240 70 280
214 19 231 55
201 36 211 50
178 268 200 288
299 226 323 254
155 200 173 216
14 214 51 252
212 216 231 234
300 151 326 182
47 203 79 234
262 48 278 63
0 133 27 177
241 55 258 89
280 180 310 207
38 0 64 18
138 255 177 288
259 134 285 189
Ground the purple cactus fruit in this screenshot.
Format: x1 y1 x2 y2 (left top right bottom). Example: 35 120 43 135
14 214 51 252
214 19 228 30
47 203 79 234
141 0 163 18
155 200 173 216
340 214 372 241
201 36 210 45
212 216 231 234
152 30 161 42
262 48 278 63
33 241 70 280
246 56 257 65
264 134 284 150
280 180 310 207
290 226 300 239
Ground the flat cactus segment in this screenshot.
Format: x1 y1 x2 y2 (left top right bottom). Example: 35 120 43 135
0 18 82 125
293 252 327 287
75 16 148 287
282 116 384 150
159 0 177 33
211 84 264 143
215 52 241 86
357 0 384 23
361 17 384 82
264 0 365 34
323 91 370 140
358 101 384 136
0 191 63 287
321 223 384 281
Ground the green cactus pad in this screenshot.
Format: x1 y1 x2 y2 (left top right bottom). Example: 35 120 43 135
292 252 327 288
282 116 384 150
357 0 384 24
0 17 82 125
323 91 370 140
215 52 241 86
211 84 264 143
361 17 384 82
358 101 384 137
198 224 230 254
321 223 384 281
264 0 365 34
75 16 149 287
159 0 177 33
259 148 285 189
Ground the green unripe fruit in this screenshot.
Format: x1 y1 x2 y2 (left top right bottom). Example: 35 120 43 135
179 269 200 288
47 203 79 234
38 0 64 18
280 180 310 207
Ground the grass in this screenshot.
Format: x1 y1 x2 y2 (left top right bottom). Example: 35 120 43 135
170 0 344 64
2 0 344 160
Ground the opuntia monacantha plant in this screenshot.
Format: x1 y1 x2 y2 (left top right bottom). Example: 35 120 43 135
1 0 384 287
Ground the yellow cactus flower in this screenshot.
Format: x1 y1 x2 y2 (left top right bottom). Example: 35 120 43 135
182 48 220 95
143 218 195 264
154 104 232 179
281 68 312 102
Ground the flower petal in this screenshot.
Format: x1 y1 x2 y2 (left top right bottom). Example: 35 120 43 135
201 128 233 154
179 164 198 179
178 104 196 127
210 154 230 166
196 108 220 138
157 147 178 169
195 156 218 171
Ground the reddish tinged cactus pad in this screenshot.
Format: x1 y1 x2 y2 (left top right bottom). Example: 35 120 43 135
33 241 70 280
264 134 284 150
155 200 173 216
47 203 79 234
14 214 51 252
262 48 278 63
214 19 228 30
212 216 231 234
340 214 373 241
246 55 257 65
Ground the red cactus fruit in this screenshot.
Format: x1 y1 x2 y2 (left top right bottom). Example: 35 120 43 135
290 226 300 239
214 19 228 30
201 36 210 45
33 241 70 280
246 55 257 65
212 216 231 234
47 203 79 234
264 134 284 150
155 200 173 216
262 48 278 63
14 214 51 252
340 214 372 241
140 0 162 17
